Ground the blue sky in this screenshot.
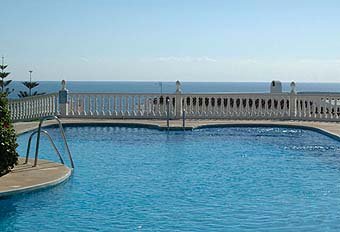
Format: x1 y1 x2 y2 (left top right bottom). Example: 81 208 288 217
1 0 340 82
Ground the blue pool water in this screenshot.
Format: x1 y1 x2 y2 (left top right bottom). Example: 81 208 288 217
2 126 340 231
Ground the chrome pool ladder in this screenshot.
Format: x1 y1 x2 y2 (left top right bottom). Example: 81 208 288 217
25 116 75 169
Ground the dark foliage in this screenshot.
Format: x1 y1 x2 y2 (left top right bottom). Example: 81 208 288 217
0 93 19 176
0 59 14 95
18 80 45 98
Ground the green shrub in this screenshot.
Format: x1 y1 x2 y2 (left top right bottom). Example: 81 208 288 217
0 93 18 176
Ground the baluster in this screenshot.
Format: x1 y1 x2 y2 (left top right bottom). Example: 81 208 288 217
118 95 122 116
191 97 196 117
315 98 320 119
43 97 46 116
70 95 74 115
138 96 142 116
80 95 85 115
37 98 43 118
195 97 199 117
40 98 43 117
87 96 91 115
25 100 28 119
33 98 36 118
131 96 136 116
302 98 306 119
125 96 129 116
306 98 311 119
50 95 54 116
48 96 51 116
263 98 267 118
92 95 95 116
144 96 148 115
28 99 31 119
163 96 167 117
282 98 286 118
16 102 19 120
299 99 303 119
320 98 324 119
245 98 249 118
50 96 53 115
29 99 33 119
310 98 315 119
334 98 338 120
249 98 253 118
22 100 25 119
14 102 18 120
76 95 81 115
107 96 112 116
156 96 161 117
112 96 116 116
225 98 229 117
208 97 211 117
41 98 44 116
327 97 332 120
36 98 40 117
183 96 188 116
101 95 105 115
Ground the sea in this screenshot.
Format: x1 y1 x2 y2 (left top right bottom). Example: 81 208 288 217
6 81 340 99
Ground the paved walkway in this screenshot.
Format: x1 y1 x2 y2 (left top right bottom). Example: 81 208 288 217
0 158 71 197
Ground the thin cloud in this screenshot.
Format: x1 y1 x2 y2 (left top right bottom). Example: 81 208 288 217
153 56 217 62
80 57 89 62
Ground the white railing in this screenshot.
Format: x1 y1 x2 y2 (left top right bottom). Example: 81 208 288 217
7 81 340 122
8 93 58 121
181 93 291 120
66 93 177 119
293 93 340 121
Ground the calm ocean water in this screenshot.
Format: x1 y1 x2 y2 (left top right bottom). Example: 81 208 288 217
7 81 340 99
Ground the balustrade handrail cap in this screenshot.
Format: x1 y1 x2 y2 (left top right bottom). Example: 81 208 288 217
68 92 176 96
68 92 292 96
8 93 59 102
297 92 340 96
181 93 293 97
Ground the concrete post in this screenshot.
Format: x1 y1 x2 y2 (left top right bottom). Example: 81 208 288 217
175 80 182 119
59 80 69 117
289 81 297 119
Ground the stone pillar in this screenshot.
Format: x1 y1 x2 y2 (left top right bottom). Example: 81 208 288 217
289 81 297 119
175 80 182 119
59 80 69 117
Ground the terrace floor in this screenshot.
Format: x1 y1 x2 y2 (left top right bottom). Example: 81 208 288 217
0 158 71 197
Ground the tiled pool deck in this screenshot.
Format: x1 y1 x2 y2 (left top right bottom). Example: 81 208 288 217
1 118 340 197
0 158 71 197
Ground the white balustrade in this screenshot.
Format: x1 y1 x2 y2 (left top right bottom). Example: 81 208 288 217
181 93 292 120
66 93 176 119
7 90 340 122
8 93 58 121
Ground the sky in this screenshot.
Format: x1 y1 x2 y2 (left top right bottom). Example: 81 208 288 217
1 0 340 82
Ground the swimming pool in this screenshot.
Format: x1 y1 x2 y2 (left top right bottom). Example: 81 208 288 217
1 125 340 231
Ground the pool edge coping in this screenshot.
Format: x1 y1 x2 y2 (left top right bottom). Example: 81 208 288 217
15 119 340 141
0 165 72 198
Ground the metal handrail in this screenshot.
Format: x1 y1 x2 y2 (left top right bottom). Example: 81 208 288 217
32 115 74 168
25 130 65 165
